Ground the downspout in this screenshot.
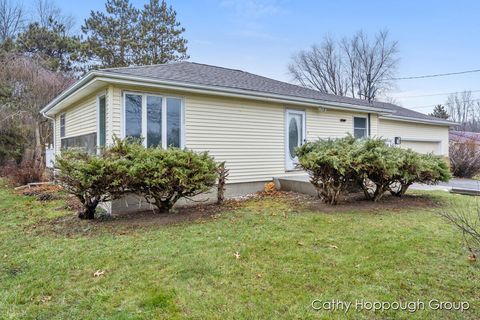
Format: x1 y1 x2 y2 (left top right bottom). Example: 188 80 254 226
368 113 371 136
42 112 56 171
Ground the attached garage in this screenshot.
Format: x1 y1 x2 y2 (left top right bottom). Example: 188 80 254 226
400 139 441 154
377 118 449 156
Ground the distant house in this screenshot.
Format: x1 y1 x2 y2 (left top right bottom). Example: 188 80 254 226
41 62 455 212
450 130 480 146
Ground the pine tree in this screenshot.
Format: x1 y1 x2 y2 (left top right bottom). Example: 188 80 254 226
135 0 188 65
16 18 82 72
430 104 449 119
81 0 139 68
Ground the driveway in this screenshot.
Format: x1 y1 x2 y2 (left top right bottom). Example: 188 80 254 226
411 178 480 192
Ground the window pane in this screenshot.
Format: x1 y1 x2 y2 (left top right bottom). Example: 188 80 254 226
125 94 142 139
147 96 162 147
99 96 106 147
167 98 182 147
288 116 299 159
354 117 367 129
354 128 367 138
60 114 65 137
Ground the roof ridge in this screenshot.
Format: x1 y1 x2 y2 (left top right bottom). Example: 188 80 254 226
101 60 188 71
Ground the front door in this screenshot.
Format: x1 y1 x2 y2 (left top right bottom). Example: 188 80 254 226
285 109 306 170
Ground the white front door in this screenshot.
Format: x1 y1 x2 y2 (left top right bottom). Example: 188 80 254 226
285 109 306 170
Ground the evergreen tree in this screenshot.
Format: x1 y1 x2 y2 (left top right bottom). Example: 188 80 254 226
81 0 139 68
135 0 188 65
430 104 449 119
16 18 82 72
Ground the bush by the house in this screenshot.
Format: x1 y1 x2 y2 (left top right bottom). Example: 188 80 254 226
127 147 218 212
296 136 356 204
352 138 401 201
55 149 130 219
449 140 480 178
55 138 221 218
297 136 451 204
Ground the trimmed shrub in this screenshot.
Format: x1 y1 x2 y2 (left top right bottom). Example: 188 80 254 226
389 149 451 197
296 136 356 204
352 138 400 202
55 149 130 219
298 136 452 204
127 147 218 212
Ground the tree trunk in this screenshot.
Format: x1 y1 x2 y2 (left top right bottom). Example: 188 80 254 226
78 198 98 220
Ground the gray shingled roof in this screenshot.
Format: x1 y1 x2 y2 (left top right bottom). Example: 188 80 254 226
101 62 444 122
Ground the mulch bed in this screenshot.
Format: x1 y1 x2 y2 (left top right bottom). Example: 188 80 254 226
26 190 442 237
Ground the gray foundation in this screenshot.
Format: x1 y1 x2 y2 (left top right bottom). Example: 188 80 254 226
104 180 270 214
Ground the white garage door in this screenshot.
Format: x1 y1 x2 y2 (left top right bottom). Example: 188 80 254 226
401 140 440 154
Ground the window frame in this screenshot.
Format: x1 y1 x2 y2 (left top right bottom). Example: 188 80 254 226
353 116 368 139
97 94 107 152
59 113 66 138
121 91 185 148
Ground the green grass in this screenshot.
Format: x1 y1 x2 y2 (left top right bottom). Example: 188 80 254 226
0 182 479 319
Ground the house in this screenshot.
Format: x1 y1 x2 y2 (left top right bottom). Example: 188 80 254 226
450 130 480 147
41 62 454 212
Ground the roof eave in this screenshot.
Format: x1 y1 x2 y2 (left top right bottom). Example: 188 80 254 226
379 114 458 127
41 71 395 116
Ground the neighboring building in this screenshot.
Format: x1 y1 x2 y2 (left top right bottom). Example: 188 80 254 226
41 62 454 212
450 130 480 147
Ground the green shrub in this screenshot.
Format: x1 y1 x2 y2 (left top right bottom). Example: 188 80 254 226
127 147 218 212
55 148 130 219
296 136 356 204
352 138 400 201
298 136 452 204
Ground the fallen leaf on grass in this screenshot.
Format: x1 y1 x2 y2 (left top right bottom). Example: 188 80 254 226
468 254 476 262
256 273 263 278
41 296 52 303
297 241 305 246
93 270 105 277
329 244 338 249
234 252 241 260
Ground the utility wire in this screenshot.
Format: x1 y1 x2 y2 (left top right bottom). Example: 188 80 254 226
408 98 480 110
394 89 480 99
389 68 480 80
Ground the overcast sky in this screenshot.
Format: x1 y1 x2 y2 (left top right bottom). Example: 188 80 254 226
21 0 480 114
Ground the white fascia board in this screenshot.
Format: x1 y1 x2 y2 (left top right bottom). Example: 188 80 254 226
41 71 394 116
379 114 458 127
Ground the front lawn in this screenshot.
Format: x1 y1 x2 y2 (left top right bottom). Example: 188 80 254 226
0 183 478 319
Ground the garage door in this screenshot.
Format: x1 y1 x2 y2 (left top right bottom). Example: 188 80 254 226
401 140 440 154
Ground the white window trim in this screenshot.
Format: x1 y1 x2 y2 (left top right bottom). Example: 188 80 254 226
121 91 185 148
353 116 368 138
59 113 66 138
96 94 107 153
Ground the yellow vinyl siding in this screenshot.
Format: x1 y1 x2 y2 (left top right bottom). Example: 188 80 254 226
54 93 100 154
109 85 379 183
378 119 449 155
306 109 378 139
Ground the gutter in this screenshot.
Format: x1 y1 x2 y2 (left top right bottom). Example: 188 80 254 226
379 114 458 127
41 71 394 116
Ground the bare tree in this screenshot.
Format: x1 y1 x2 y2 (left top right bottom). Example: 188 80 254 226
0 53 73 171
288 37 348 96
446 91 480 131
0 0 24 43
33 0 75 33
289 30 399 102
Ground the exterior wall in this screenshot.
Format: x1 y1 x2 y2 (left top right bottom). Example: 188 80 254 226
109 85 377 183
54 93 102 154
377 118 449 155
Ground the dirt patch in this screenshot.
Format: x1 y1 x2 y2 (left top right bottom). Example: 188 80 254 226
28 198 248 237
296 191 442 213
27 191 442 237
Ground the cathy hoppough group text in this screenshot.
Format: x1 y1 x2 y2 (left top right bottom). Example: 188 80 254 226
311 299 470 313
